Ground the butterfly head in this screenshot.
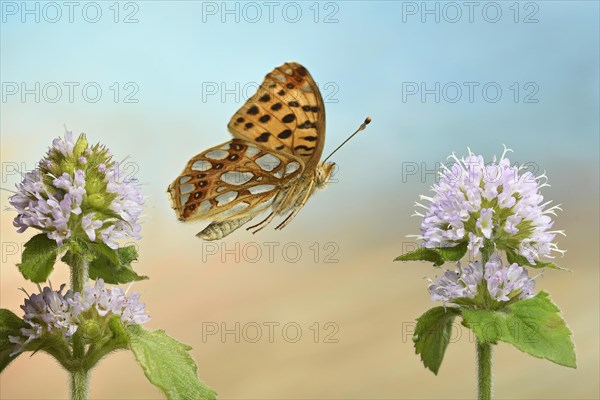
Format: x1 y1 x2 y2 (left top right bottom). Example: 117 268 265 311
315 162 336 189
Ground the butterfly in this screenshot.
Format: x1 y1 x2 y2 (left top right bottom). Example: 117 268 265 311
168 62 370 240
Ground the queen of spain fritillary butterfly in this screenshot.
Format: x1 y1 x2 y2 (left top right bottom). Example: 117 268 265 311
168 62 370 240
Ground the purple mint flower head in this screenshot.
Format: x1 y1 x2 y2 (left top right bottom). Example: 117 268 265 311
8 280 150 355
484 257 536 301
68 279 150 325
9 129 143 248
414 147 565 264
428 256 536 304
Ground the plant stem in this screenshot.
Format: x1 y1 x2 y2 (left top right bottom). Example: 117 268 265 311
477 239 494 399
481 239 494 265
70 368 89 400
70 252 88 293
477 339 493 400
69 252 89 400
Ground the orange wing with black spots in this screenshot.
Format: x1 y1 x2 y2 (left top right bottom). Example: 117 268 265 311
227 62 326 171
167 138 303 222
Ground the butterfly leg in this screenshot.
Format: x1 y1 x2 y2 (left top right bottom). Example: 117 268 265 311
245 211 276 234
246 188 296 234
275 180 315 231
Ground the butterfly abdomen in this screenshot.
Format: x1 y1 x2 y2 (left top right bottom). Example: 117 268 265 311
196 215 253 240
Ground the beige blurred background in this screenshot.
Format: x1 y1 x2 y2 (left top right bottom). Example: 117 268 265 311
1 148 598 399
1 1 599 399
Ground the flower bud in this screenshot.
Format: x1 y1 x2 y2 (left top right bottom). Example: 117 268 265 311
80 319 103 341
73 133 89 158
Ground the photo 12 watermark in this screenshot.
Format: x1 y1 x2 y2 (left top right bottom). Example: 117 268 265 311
400 159 541 184
1 81 140 104
200 241 340 264
401 81 540 104
201 321 340 344
200 1 339 23
400 1 539 24
1 160 140 184
401 319 541 345
1 240 140 264
201 81 339 103
1 1 140 23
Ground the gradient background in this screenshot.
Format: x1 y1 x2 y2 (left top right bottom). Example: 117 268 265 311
1 1 598 399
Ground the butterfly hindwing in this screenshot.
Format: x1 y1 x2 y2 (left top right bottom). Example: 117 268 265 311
168 138 304 222
227 62 326 171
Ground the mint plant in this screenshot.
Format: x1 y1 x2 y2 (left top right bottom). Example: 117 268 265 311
1 130 216 400
395 147 576 399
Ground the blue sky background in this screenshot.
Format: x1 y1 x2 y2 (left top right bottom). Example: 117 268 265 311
0 1 600 244
2 1 598 214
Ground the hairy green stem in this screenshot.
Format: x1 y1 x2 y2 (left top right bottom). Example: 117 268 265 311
477 238 494 399
69 253 89 400
481 239 494 265
477 339 493 400
70 253 88 293
70 368 89 400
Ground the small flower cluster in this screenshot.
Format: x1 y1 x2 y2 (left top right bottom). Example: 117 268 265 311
428 256 536 304
414 147 564 264
10 130 143 248
8 280 150 355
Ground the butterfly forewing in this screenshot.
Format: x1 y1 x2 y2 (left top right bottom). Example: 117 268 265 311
168 138 304 222
227 62 326 171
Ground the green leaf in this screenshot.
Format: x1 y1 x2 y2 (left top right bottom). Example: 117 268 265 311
462 291 576 368
395 243 468 267
506 249 569 271
394 247 445 266
17 234 58 282
87 241 119 265
0 309 27 372
88 244 148 284
413 306 461 374
128 326 216 400
437 242 468 262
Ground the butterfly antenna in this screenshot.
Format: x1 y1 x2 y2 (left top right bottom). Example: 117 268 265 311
322 117 371 163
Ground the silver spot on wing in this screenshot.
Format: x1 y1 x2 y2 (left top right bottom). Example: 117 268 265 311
248 184 276 194
216 191 238 206
256 153 281 172
205 150 228 160
179 176 191 184
245 146 260 158
192 160 212 171
180 184 194 194
199 200 212 213
221 171 254 185
219 202 250 217
285 162 301 176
